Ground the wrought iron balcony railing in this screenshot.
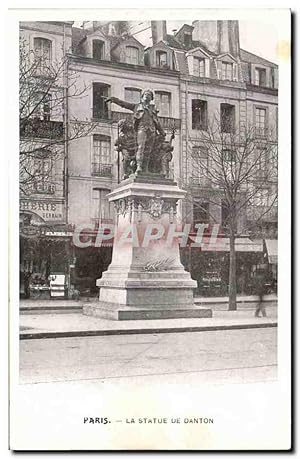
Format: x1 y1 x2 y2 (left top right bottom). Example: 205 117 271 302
20 118 64 139
92 163 113 177
111 111 181 130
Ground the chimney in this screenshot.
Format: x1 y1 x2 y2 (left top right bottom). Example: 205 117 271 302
151 21 167 45
192 20 240 57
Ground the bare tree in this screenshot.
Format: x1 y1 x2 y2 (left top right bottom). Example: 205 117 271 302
185 114 277 310
19 38 96 194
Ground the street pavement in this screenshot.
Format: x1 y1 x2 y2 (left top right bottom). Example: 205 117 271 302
19 328 277 386
19 305 277 339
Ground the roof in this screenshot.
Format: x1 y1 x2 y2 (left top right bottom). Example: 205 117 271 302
72 26 86 52
240 48 278 68
174 50 189 75
164 34 185 50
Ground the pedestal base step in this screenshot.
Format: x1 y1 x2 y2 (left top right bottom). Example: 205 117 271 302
83 303 212 321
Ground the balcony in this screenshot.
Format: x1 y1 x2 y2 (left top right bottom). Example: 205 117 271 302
189 177 211 188
111 111 181 130
20 118 64 139
92 163 113 177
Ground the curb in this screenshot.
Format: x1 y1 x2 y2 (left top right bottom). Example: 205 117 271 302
20 321 277 340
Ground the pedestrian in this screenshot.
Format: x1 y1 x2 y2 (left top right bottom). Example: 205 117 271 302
255 272 267 317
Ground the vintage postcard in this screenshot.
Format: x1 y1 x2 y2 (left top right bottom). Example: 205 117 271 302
8 8 291 450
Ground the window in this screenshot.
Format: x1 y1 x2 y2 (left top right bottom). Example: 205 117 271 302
192 100 208 130
125 87 142 104
253 189 269 207
193 57 205 77
92 135 112 176
191 147 208 185
221 61 233 81
155 91 171 117
32 156 54 193
125 46 139 65
92 188 112 222
256 148 268 178
255 107 267 136
254 68 267 87
220 103 235 133
93 83 110 119
34 37 52 73
221 201 230 228
93 40 104 60
222 149 236 162
156 51 168 68
34 92 51 121
193 201 209 224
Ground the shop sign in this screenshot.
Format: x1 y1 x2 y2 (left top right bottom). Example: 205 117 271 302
20 199 65 222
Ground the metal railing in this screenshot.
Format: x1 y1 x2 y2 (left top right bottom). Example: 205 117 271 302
20 119 64 139
111 111 181 129
91 163 113 177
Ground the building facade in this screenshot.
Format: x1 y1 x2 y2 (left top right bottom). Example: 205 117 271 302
19 19 278 297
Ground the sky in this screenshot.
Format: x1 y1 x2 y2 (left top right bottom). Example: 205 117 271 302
75 19 278 64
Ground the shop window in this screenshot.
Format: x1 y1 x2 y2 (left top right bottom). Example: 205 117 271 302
192 99 208 130
220 103 235 133
155 91 171 117
156 51 168 68
255 107 267 137
125 46 139 65
193 201 210 224
92 188 112 222
254 67 267 87
92 83 110 119
92 40 105 60
34 37 52 73
92 135 112 176
125 87 142 104
221 61 233 81
193 57 205 77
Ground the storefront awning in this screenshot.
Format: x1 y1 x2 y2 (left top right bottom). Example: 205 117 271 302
188 236 263 252
265 239 278 264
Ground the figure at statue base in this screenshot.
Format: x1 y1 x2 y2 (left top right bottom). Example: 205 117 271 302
106 89 174 179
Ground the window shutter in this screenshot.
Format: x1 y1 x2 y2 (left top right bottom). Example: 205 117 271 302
233 63 238 81
216 60 222 79
274 68 279 89
205 58 210 78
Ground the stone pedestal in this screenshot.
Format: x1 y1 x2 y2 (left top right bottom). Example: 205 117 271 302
83 175 212 320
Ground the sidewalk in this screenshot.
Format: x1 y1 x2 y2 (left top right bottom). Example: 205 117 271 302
19 293 277 313
20 305 277 340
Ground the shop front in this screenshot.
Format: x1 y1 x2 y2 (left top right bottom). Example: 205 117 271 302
180 237 264 297
19 198 71 299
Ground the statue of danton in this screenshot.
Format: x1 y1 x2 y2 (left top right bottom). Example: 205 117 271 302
105 89 174 179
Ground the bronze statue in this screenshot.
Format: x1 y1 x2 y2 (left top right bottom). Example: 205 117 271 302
106 89 166 174
115 119 137 179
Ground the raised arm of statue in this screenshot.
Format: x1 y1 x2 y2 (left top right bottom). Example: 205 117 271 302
105 97 136 112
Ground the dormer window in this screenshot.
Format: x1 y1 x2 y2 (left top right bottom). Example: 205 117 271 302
254 67 267 87
193 57 205 77
156 51 168 68
93 40 104 60
125 46 139 65
221 62 233 81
